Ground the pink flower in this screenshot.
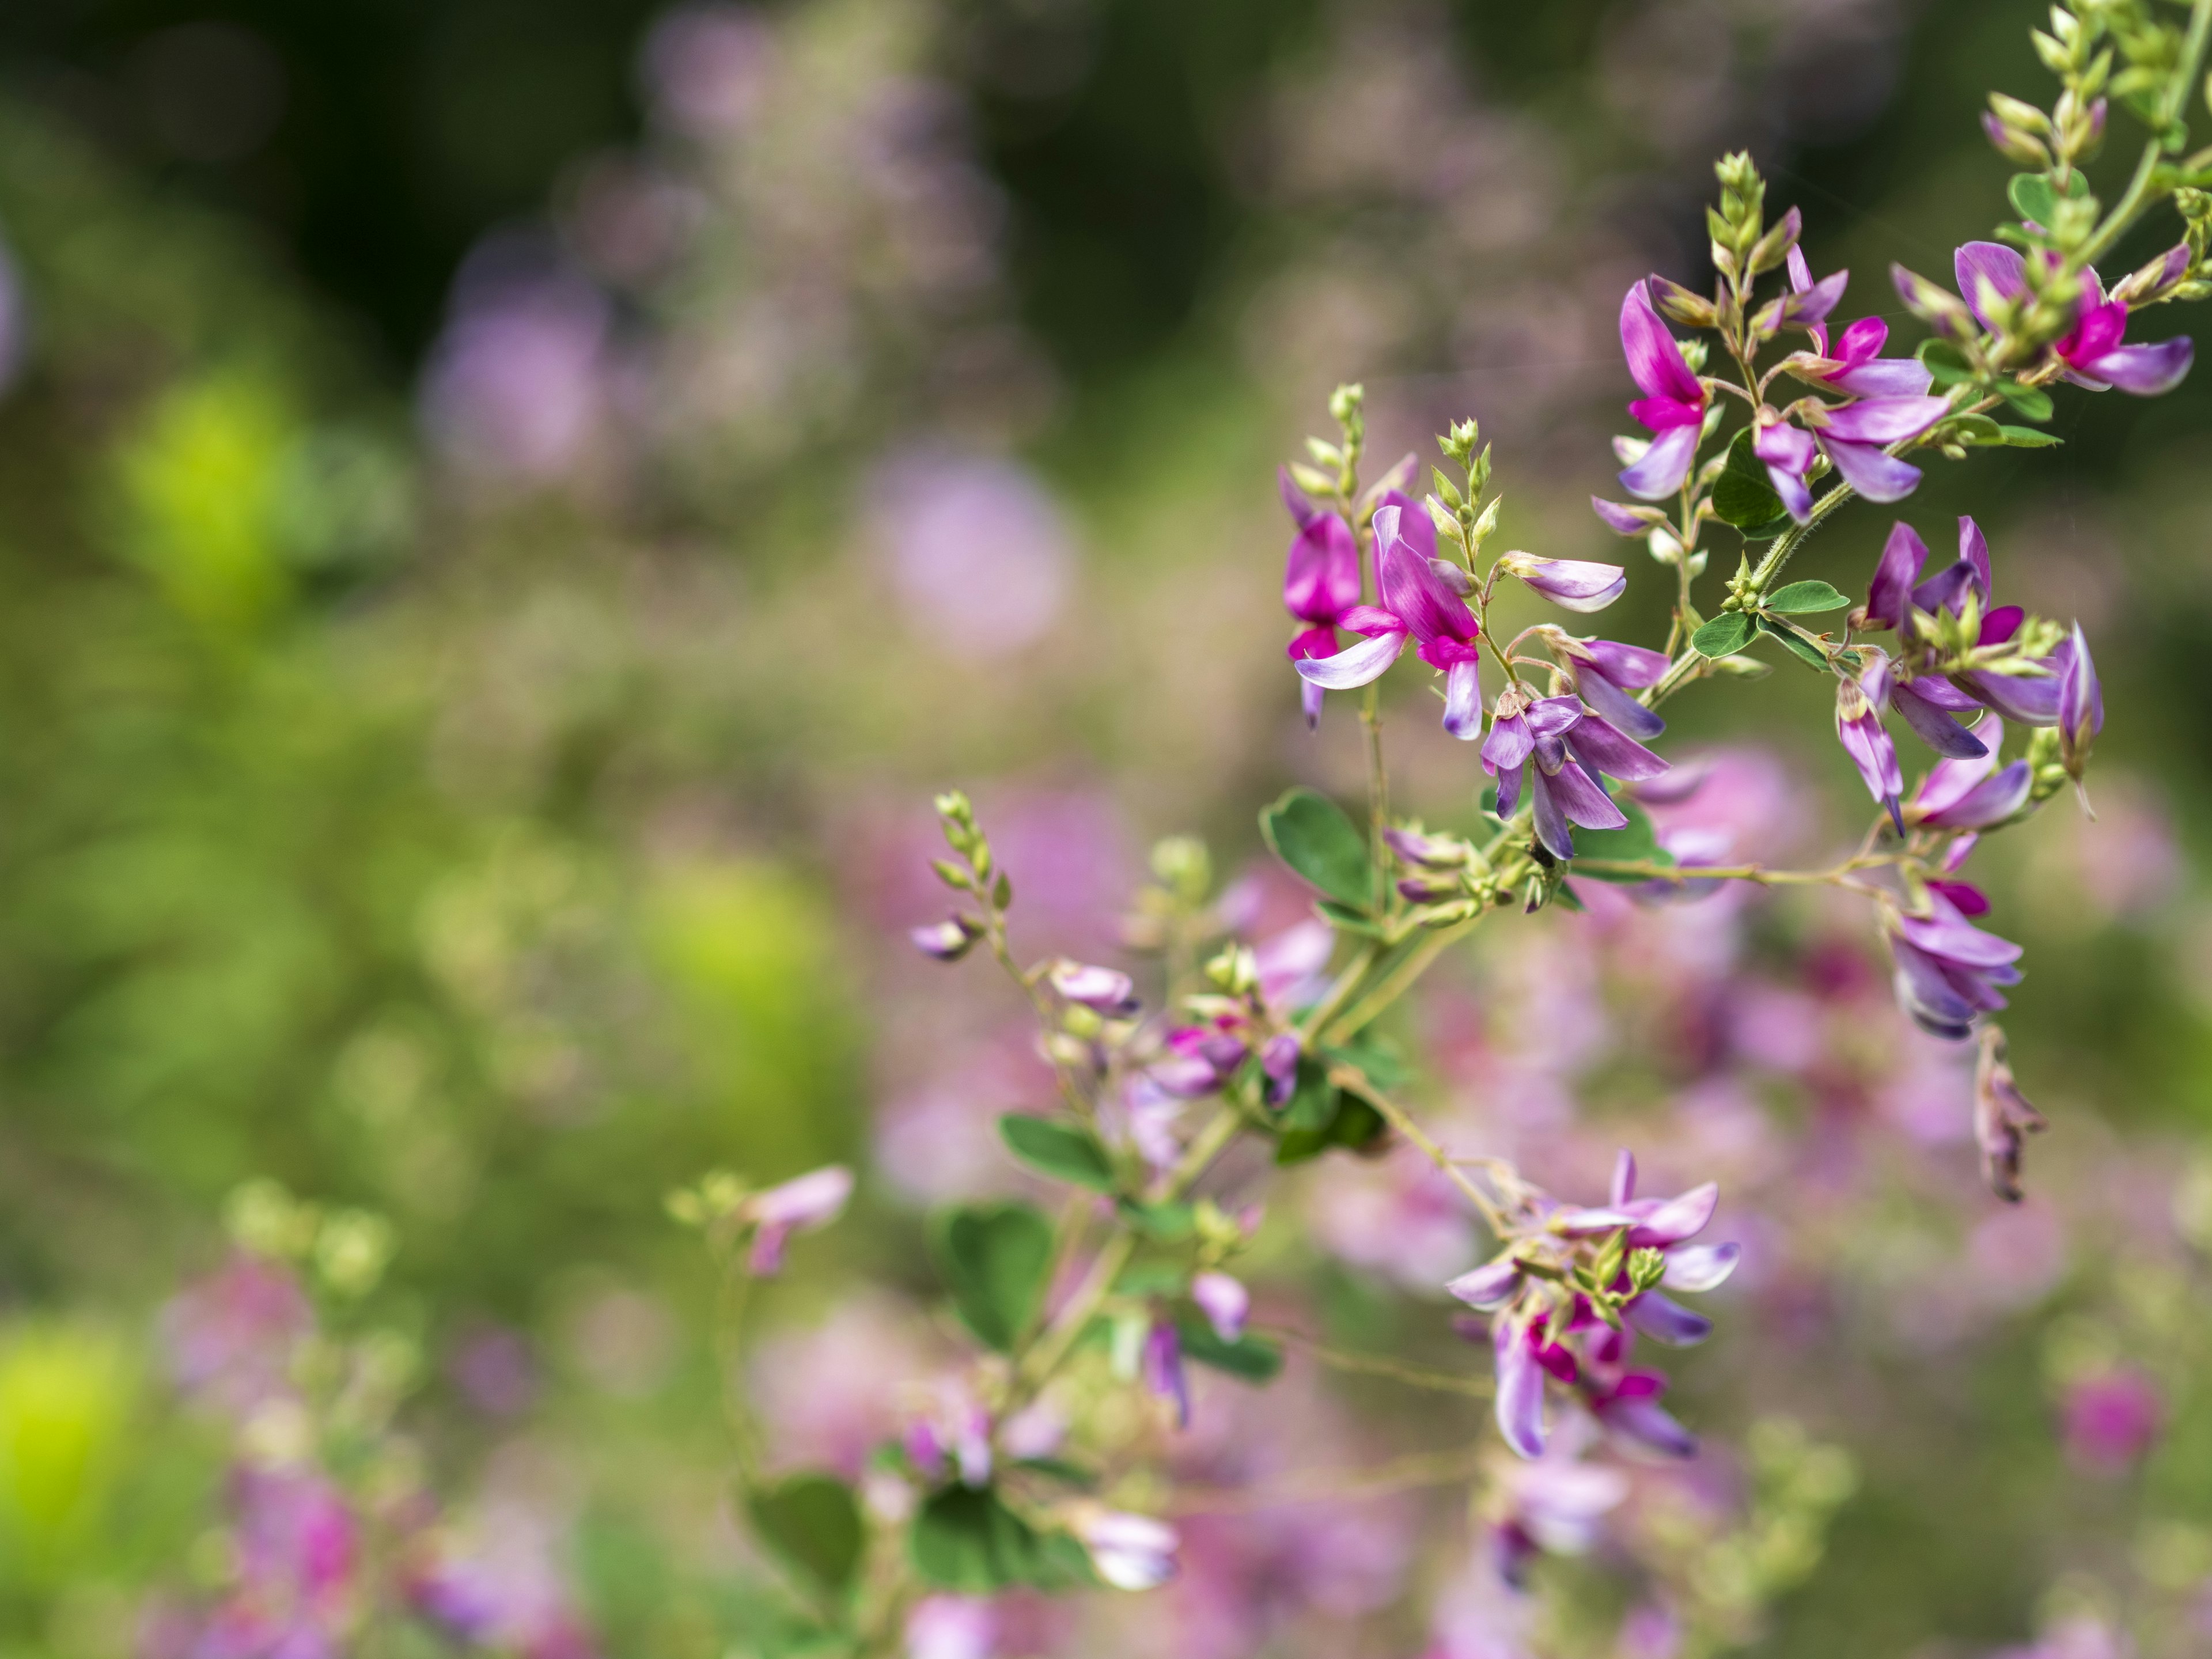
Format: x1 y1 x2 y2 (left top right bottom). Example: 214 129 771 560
1616 282 1709 500
2061 1369 2162 1472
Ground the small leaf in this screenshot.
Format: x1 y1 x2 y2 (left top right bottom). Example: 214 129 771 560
1315 898 1385 937
1941 413 2006 446
749 1474 865 1597
1998 424 2062 447
1997 382 2055 421
1571 800 1675 882
1259 787 1373 909
1175 1316 1285 1382
2008 172 2060 226
999 1116 1116 1193
1275 1057 1339 1134
1711 430 1787 530
1916 337 1976 386
1115 1199 1195 1241
1763 579 1850 613
1693 613 1756 657
910 1487 1093 1593
929 1202 1055 1352
1321 1031 1411 1091
1755 615 1833 671
1010 1456 1100 1489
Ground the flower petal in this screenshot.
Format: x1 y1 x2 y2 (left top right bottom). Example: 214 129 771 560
1443 656 1485 741
1866 521 1928 630
1890 681 1990 759
1619 282 1705 406
1819 437 1923 503
1916 759 2031 830
1494 1322 1548 1460
1619 423 1701 501
1574 666 1665 743
2082 336 2194 396
1295 628 1407 690
1954 240 2027 327
1625 1291 1713 1346
1661 1241 1741 1292
1448 1256 1524 1310
1626 1182 1718 1247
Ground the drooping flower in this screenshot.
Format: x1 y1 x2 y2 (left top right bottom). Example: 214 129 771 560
1483 688 1667 861
1907 718 2031 830
1834 665 1903 829
1141 1317 1190 1429
1294 504 1487 738
1497 552 1628 613
1616 282 1709 500
1279 469 1365 729
738 1165 854 1275
1956 240 2194 394
2058 622 2103 783
1540 631 1669 741
1191 1271 1250 1342
1781 247 1934 397
1859 647 1988 762
1754 390 1949 520
910 915 983 961
1885 890 2024 1040
1973 1025 2046 1200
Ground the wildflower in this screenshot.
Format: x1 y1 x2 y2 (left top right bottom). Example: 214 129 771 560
2058 622 2102 784
1974 1024 2046 1201
738 1165 854 1275
1859 647 1988 761
1907 718 2030 830
1191 1271 1250 1342
1483 690 1666 860
1046 960 1140 1016
1956 241 2194 394
1541 629 1669 740
910 915 983 961
1070 1507 1180 1591
1497 552 1628 614
1142 1318 1189 1427
1279 469 1364 728
1149 1022 1252 1099
1616 282 1708 499
1834 666 1903 830
1294 504 1486 738
905 1388 995 1487
1781 248 1933 396
1886 890 2023 1040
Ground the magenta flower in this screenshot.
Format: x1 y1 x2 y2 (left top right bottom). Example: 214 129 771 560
1782 248 1936 397
1886 889 2024 1040
1150 1021 1252 1099
2058 622 2103 780
1956 241 2194 394
1544 630 1669 741
1279 469 1365 728
1482 688 1666 861
1498 552 1628 614
1860 647 1989 762
739 1165 854 1275
1861 518 2073 729
1294 504 1487 738
2062 1370 2162 1472
1616 282 1709 500
1907 718 2030 830
1753 392 1949 519
1834 664 1903 828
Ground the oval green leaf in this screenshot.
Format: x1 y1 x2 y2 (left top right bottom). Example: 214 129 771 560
928 1201 1055 1352
1175 1316 1285 1382
1692 612 1755 657
1999 424 2062 448
1259 787 1372 909
748 1473 865 1596
1763 579 1850 614
998 1115 1116 1193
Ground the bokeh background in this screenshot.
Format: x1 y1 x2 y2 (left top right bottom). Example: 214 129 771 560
0 0 2209 1654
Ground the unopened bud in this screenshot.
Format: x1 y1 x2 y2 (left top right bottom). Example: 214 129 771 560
1649 275 1718 329
1747 204 1801 276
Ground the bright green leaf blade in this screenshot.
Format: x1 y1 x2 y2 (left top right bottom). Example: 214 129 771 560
1274 1056 1339 1134
1259 787 1372 908
2008 172 2059 226
1916 337 1976 386
911 1488 1094 1593
928 1202 1055 1351
1175 1316 1285 1382
1998 382 2055 421
1712 430 1787 530
1755 615 1833 671
748 1473 865 1596
1692 612 1755 657
1999 424 2062 447
1764 579 1850 613
998 1115 1116 1193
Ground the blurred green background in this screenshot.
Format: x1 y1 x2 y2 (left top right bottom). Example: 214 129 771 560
0 1 2206 1654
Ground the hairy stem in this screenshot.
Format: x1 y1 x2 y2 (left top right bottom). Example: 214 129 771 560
1327 1059 1506 1235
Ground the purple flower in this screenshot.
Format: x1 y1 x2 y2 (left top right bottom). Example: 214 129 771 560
910 915 983 961
1142 1317 1190 1428
1047 960 1140 1016
1150 1022 1251 1098
740 1165 854 1275
1191 1271 1250 1342
1584 1368 1697 1460
1492 1314 1567 1460
1908 718 2030 830
1589 497 1666 537
1783 248 1936 397
1834 665 1903 829
1869 517 2078 728
1860 647 1990 762
1294 504 1486 738
1755 392 1949 520
1956 241 2194 395
1490 1446 1627 1587
2059 622 2103 781
1498 552 1627 614
1974 1026 2046 1201
1544 630 1669 741
1887 890 2024 1040
1483 687 1666 861
1616 282 1709 500
1279 469 1365 729
2062 1369 2163 1471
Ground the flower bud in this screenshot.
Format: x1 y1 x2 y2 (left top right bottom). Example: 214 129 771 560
1649 275 1718 329
1892 263 1979 337
911 914 984 960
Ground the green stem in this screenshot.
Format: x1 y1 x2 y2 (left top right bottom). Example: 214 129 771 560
1361 682 1390 910
1320 914 1483 1044
2076 0 2212 269
1326 1059 1505 1234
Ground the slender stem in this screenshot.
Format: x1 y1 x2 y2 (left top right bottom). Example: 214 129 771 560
1166 1444 1488 1516
1570 854 1892 888
1326 1059 1506 1234
1295 941 1380 1043
1253 1324 1497 1397
2077 0 2212 269
1361 682 1390 908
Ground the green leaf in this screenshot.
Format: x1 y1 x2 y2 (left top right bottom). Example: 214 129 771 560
1755 615 1833 671
748 1474 866 1597
1570 799 1675 881
929 1202 1055 1352
1259 787 1373 909
1692 612 1755 657
1314 898 1385 937
1275 1056 1339 1134
2007 169 2091 227
1997 381 2055 422
1763 579 1850 613
1942 413 2006 446
1916 338 1976 386
1322 1031 1411 1091
1711 430 1787 530
910 1487 1095 1593
1175 1316 1285 1382
1998 424 2062 447
998 1115 1116 1193
1010 1456 1100 1489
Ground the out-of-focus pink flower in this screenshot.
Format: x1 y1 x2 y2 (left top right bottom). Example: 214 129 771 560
162 1255 312 1418
751 1293 945 1477
739 1164 854 1275
422 251 610 485
410 1496 598 1659
640 5 777 138
1306 1145 1478 1289
866 449 1075 657
449 1324 540 1419
193 1470 359 1659
906 1596 996 1659
2062 1369 2162 1472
